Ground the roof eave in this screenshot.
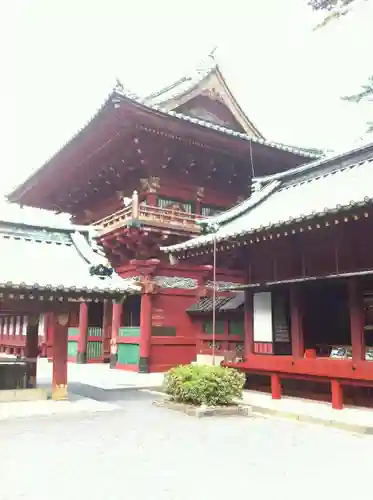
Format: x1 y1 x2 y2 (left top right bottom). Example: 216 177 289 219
253 141 373 185
6 91 118 204
8 86 320 207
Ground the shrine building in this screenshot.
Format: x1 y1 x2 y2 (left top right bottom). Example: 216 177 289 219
0 218 139 399
5 56 320 373
163 142 373 410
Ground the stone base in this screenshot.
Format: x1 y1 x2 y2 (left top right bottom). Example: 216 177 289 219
52 384 68 401
28 375 37 388
109 354 118 369
0 388 48 403
76 351 87 364
153 399 252 418
138 357 149 373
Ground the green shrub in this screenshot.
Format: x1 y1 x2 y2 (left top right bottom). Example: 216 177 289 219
163 364 245 407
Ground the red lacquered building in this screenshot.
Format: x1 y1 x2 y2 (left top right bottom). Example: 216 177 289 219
7 58 318 372
164 142 373 409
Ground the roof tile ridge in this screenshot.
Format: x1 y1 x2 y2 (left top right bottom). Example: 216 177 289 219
253 141 373 184
198 180 281 229
144 54 217 103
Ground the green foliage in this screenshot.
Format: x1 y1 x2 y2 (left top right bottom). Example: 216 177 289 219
342 75 373 104
343 76 373 133
308 0 373 135
308 0 367 28
163 364 245 407
308 0 358 12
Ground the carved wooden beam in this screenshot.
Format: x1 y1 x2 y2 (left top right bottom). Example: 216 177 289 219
139 176 160 193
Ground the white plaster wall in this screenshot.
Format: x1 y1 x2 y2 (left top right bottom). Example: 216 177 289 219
253 292 273 342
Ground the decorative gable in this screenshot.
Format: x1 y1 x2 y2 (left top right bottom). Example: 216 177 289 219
144 60 264 139
175 94 245 133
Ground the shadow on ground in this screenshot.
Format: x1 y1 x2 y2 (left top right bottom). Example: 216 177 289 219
68 382 164 406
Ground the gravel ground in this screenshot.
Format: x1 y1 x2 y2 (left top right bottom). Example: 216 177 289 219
1 389 372 500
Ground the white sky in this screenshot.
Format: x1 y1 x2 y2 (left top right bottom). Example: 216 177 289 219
1 0 372 203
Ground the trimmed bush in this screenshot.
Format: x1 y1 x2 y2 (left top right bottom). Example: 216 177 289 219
163 364 245 407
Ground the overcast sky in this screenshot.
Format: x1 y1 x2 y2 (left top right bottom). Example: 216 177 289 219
1 0 372 204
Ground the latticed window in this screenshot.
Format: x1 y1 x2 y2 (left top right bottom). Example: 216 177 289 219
228 320 244 336
157 197 194 213
203 320 225 334
201 205 224 217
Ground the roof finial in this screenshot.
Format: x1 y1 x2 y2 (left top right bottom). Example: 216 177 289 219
196 46 219 75
115 77 124 92
208 46 218 61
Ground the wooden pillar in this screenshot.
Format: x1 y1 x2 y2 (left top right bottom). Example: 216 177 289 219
244 289 254 358
331 379 343 410
147 193 157 206
139 293 152 373
195 199 201 216
45 313 54 361
110 302 122 368
290 286 304 357
102 300 113 363
52 312 69 401
77 302 89 364
348 278 365 362
271 374 281 400
25 315 40 388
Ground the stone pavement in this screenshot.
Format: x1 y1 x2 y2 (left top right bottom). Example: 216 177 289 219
1 393 372 500
1 359 163 421
37 358 165 389
241 390 373 433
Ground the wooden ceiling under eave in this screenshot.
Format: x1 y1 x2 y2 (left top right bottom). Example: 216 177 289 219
8 92 312 212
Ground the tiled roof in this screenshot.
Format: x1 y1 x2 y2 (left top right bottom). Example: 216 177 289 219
8 79 320 203
219 292 245 311
143 56 216 106
163 145 373 253
144 56 265 140
137 93 318 159
187 292 245 313
187 296 231 313
0 220 140 296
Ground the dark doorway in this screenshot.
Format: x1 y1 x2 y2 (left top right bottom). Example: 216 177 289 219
88 302 104 327
302 281 351 354
122 295 141 327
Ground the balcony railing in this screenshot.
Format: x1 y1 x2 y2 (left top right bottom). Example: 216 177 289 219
94 193 202 236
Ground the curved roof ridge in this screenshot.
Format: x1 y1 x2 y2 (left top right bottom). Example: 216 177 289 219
144 53 217 103
7 84 319 204
253 141 373 184
198 180 281 228
0 215 90 234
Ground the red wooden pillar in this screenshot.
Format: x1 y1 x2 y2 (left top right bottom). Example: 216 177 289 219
45 314 54 361
271 374 281 400
290 286 304 357
77 302 89 364
147 192 157 206
348 278 365 362
244 289 254 358
331 379 343 410
110 302 122 368
102 300 113 363
52 312 69 401
139 293 152 373
25 315 40 388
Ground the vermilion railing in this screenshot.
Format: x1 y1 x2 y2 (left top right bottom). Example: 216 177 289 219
94 202 202 235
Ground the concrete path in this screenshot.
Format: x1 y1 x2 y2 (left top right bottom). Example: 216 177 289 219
0 360 164 421
38 358 165 389
1 394 372 500
241 390 373 434
2 359 372 433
